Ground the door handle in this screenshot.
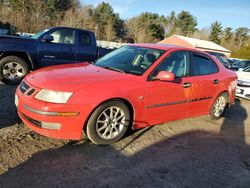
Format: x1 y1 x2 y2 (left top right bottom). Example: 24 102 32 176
213 79 219 84
182 82 192 88
68 47 73 51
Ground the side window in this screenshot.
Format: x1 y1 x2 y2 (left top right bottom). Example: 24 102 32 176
79 31 91 46
50 29 74 44
152 51 190 78
190 53 218 76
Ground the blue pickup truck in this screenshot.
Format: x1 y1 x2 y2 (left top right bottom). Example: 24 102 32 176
0 27 111 84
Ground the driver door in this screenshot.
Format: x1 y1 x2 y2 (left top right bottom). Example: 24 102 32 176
143 51 192 124
38 28 76 67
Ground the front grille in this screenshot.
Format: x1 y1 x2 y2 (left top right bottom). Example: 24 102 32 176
20 81 30 93
237 83 250 88
26 88 35 96
22 113 42 127
19 81 36 96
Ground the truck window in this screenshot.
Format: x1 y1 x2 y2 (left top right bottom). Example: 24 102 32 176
50 29 74 44
79 31 91 46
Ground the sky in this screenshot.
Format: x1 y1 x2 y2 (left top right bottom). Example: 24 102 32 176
80 0 250 30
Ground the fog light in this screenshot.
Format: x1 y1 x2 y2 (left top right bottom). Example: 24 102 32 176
41 122 61 130
245 94 250 98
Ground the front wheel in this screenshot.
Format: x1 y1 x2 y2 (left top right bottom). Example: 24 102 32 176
210 93 228 120
0 56 29 85
86 100 131 145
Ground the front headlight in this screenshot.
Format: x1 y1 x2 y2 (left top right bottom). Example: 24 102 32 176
35 89 73 104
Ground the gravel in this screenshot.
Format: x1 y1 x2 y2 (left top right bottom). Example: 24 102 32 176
0 82 250 187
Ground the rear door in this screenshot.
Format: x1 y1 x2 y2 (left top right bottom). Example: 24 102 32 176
187 52 221 115
38 28 76 66
75 30 97 62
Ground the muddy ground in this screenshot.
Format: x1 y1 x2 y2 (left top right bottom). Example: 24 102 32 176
0 81 250 188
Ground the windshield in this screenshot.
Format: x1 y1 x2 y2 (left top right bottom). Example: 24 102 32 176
31 29 49 39
219 55 228 64
243 66 250 72
95 46 165 75
238 61 250 68
206 51 229 67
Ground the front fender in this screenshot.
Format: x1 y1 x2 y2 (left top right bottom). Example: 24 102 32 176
0 40 38 69
68 82 147 128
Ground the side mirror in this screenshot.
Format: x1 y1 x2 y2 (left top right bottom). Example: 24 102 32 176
42 34 54 42
154 71 175 82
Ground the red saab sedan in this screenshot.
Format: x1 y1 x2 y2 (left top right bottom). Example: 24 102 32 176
15 44 237 145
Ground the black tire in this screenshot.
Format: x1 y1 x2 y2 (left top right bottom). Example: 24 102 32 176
0 56 29 85
86 100 131 145
209 93 228 120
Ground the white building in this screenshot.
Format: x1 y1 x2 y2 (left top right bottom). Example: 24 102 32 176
159 35 231 57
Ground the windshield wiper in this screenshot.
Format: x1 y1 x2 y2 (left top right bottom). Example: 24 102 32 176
101 66 125 73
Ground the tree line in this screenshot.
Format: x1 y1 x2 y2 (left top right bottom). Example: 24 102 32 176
0 0 249 58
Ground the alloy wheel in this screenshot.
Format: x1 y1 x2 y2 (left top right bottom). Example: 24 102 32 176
3 62 25 81
96 106 126 140
213 96 226 118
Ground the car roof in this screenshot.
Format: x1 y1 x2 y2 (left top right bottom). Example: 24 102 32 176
47 26 93 34
239 60 250 62
129 43 213 55
205 51 225 56
128 43 226 67
129 43 190 51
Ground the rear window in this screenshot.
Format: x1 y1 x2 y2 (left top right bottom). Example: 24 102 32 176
205 51 229 67
190 52 219 76
238 61 250 68
79 31 91 46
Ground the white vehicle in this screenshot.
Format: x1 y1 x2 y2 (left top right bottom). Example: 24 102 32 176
236 66 250 100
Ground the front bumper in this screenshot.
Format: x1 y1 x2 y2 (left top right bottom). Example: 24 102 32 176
16 85 94 140
236 85 250 100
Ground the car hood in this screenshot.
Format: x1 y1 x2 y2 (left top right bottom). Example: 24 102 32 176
0 35 37 50
236 71 250 81
0 35 35 41
25 63 136 91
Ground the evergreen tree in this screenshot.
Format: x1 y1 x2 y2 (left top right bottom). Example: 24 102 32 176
234 27 249 49
209 21 222 44
176 11 197 36
165 11 177 37
126 12 165 43
93 2 124 41
221 27 233 45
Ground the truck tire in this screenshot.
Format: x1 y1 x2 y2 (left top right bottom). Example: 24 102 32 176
0 56 29 85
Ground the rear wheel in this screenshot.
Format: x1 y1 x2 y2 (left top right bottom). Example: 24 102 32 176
86 100 131 145
210 93 228 120
0 56 29 85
